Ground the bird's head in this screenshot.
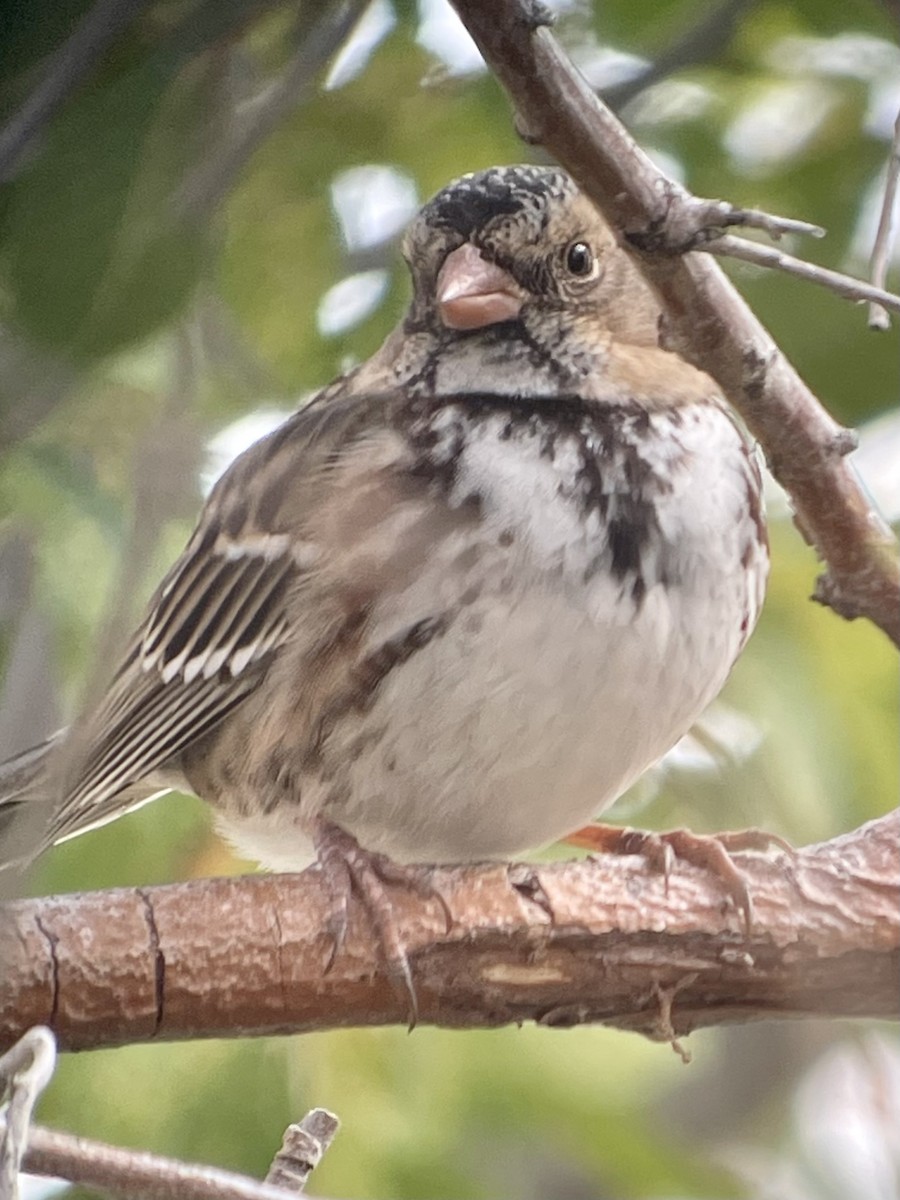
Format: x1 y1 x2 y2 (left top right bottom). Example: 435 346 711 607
401 165 661 368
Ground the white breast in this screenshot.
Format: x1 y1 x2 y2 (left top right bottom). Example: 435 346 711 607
220 396 766 871
260 400 766 866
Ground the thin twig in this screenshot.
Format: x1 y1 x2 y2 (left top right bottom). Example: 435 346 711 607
0 0 153 182
0 1027 57 1200
265 1110 339 1194
602 0 756 110
705 234 900 313
4 1120 304 1200
627 193 825 251
868 108 900 329
712 205 824 240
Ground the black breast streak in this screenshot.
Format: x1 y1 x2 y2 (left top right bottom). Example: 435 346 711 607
469 394 684 601
606 499 658 586
406 392 691 609
572 422 665 600
303 612 454 780
405 402 468 497
405 351 440 397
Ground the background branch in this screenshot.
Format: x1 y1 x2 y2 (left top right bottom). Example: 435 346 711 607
601 0 756 110
0 0 153 182
0 1023 336 1200
1 812 896 1053
2 1117 323 1200
266 1110 339 1195
0 1026 56 1200
172 0 370 224
449 0 900 646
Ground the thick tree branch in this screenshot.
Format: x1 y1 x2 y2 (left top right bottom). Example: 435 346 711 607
448 0 900 647
0 813 896 1053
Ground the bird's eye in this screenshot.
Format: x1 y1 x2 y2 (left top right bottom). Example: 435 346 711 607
565 241 594 277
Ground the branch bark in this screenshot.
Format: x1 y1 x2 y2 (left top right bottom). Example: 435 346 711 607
448 0 900 647
1 812 897 1053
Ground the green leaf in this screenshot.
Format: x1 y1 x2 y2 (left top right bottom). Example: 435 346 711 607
1 52 210 360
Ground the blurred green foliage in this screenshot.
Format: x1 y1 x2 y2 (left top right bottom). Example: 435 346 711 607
1 1 898 1197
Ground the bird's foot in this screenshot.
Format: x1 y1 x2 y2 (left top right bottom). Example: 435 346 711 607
565 823 793 933
313 820 451 1027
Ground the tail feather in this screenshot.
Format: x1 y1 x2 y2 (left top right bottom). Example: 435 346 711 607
0 733 63 868
0 731 181 871
0 734 60 799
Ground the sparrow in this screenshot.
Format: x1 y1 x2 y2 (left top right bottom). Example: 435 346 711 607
0 165 768 960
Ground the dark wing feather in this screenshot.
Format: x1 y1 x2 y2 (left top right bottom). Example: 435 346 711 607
47 668 259 844
143 548 294 683
43 389 390 847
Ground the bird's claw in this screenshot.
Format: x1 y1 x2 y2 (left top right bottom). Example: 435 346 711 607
566 822 793 934
313 821 452 1029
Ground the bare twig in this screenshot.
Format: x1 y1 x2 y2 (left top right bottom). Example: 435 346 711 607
0 0 153 182
447 0 900 646
0 1027 57 1200
266 1110 339 1194
0 1119 307 1200
1 812 897 1051
626 195 825 250
173 0 369 223
602 0 756 110
705 234 900 313
868 108 900 330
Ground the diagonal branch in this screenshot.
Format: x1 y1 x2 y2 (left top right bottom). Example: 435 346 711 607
0 0 154 182
0 812 897 1052
172 0 370 224
448 0 900 647
601 0 756 110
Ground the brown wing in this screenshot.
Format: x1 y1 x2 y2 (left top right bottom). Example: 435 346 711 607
44 389 388 846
